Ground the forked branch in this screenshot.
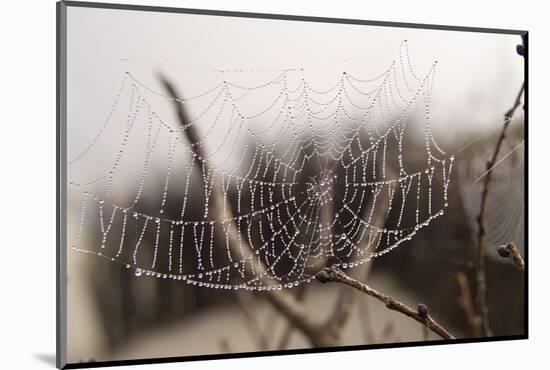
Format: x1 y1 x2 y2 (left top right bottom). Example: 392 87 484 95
475 81 524 337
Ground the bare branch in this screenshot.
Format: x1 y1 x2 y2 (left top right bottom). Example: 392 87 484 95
316 266 455 340
475 80 525 336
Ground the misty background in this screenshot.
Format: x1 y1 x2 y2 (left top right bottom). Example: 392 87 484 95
65 5 524 364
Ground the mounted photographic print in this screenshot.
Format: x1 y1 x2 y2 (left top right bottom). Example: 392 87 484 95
57 1 528 368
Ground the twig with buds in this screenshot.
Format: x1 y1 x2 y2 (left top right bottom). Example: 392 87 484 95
316 266 455 340
497 241 525 272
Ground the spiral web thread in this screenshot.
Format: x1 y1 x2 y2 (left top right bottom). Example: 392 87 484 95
69 41 454 291
459 139 524 256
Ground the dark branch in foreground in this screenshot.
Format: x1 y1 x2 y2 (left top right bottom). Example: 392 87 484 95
497 241 525 272
475 79 525 337
316 266 455 340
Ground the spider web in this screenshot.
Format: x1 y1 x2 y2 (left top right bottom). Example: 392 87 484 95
459 138 524 257
68 41 454 290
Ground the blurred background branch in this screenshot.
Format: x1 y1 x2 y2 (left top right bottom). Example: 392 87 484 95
316 266 455 340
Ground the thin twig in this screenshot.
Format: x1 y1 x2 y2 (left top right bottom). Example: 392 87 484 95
475 81 525 337
316 266 455 340
497 241 525 272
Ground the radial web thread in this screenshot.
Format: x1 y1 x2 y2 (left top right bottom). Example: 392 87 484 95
69 41 454 290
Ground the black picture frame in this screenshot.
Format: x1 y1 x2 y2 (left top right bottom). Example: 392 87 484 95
56 1 528 368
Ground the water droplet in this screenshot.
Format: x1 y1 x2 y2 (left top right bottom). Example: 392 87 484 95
134 268 142 277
